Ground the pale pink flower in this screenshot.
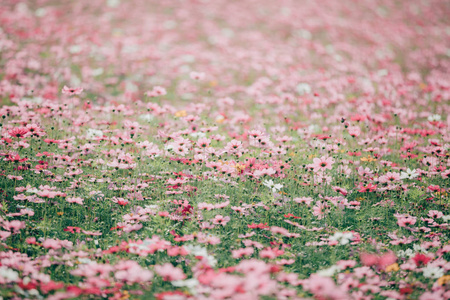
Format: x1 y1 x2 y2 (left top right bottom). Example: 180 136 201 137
42 239 62 250
232 247 254 259
189 71 205 80
196 137 211 148
428 210 443 219
115 261 153 284
348 126 361 137
293 197 314 206
146 86 167 97
312 201 329 219
212 215 230 226
2 220 25 233
154 263 186 281
312 156 335 172
66 197 84 205
0 231 11 240
62 86 83 95
397 216 417 227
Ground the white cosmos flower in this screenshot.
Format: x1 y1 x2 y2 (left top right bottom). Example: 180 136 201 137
26 187 39 194
427 114 441 122
107 0 120 7
172 278 199 292
139 114 154 122
86 128 103 139
272 184 283 192
317 265 341 277
190 131 206 138
400 168 419 180
413 244 428 253
0 267 19 282
172 279 199 295
263 179 274 187
422 265 444 278
185 245 217 267
78 258 93 264
329 232 354 245
397 249 414 258
296 83 311 95
262 180 283 192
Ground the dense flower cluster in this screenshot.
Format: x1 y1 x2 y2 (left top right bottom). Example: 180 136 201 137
0 0 449 299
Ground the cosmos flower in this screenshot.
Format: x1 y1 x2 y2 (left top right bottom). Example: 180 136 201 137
262 180 283 193
400 168 419 179
62 86 83 95
312 156 335 172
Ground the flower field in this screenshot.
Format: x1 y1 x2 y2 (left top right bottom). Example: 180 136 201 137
1 0 450 299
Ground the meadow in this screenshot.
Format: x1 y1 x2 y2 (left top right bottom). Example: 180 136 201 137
0 0 449 299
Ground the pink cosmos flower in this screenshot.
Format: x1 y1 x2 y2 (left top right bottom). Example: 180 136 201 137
122 223 143 233
37 190 59 199
196 137 211 148
167 246 189 256
212 215 230 226
293 197 314 206
412 253 432 267
8 127 29 138
332 186 348 196
0 231 11 240
146 86 167 97
2 220 25 233
378 172 401 183
312 201 329 219
62 86 83 95
359 253 378 267
154 263 186 281
428 210 443 219
115 261 153 284
276 259 295 266
259 247 284 259
81 230 102 236
358 166 373 177
358 183 377 192
26 124 45 137
397 216 417 227
305 274 348 299
66 197 84 205
312 155 335 172
189 71 205 80
200 222 215 229
158 211 169 217
347 126 361 137
336 260 357 269
173 145 189 156
232 247 254 259
377 252 397 269
225 139 243 154
42 238 62 250
360 252 396 269
419 291 444 300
